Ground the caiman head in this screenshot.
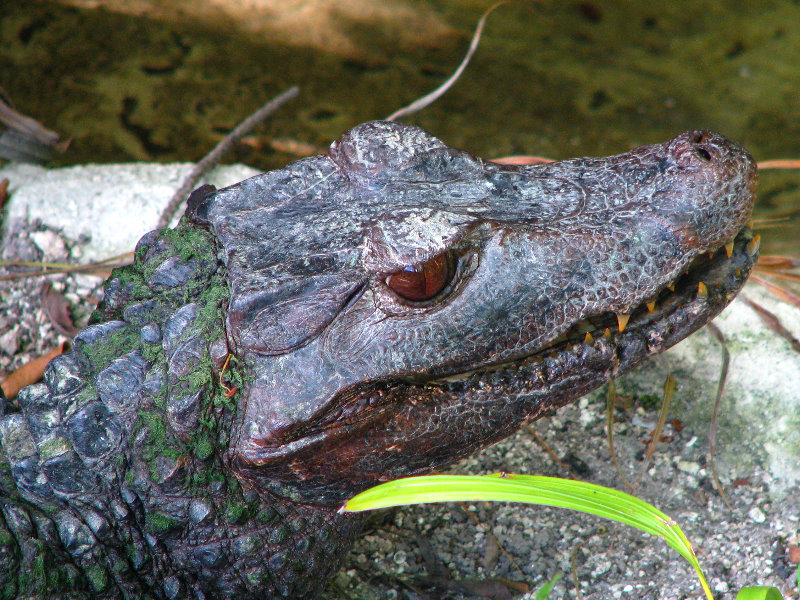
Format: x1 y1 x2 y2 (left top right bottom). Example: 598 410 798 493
187 121 757 506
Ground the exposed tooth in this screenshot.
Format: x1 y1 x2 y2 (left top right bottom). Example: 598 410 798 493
748 219 754 229
616 313 630 332
646 301 656 313
603 327 612 339
697 281 708 298
583 332 594 345
668 283 676 292
724 241 734 258
708 251 715 259
566 343 573 351
746 234 761 256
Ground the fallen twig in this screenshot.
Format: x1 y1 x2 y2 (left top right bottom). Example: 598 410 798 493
757 159 800 170
0 252 133 281
386 1 507 122
157 86 300 229
706 322 733 511
740 293 800 354
0 94 66 163
605 380 634 493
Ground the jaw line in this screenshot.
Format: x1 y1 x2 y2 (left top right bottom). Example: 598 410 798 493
427 226 758 385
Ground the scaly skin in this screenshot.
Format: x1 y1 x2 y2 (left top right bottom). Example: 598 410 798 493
0 122 757 598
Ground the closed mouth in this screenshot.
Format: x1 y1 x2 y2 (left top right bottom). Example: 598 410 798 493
434 225 759 381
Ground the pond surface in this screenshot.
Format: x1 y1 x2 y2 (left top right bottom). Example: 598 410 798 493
1 0 798 255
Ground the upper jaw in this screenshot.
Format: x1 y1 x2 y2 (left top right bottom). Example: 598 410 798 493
430 225 759 384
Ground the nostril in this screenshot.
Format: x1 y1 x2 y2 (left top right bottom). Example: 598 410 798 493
695 146 712 161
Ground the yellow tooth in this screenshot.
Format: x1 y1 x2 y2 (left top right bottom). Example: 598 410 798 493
646 301 656 313
747 219 754 229
668 283 676 292
616 313 630 332
603 327 612 339
708 251 715 259
697 281 708 298
746 234 761 256
724 241 734 258
583 332 594 345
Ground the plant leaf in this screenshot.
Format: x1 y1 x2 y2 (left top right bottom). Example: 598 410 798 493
344 473 714 599
736 586 784 600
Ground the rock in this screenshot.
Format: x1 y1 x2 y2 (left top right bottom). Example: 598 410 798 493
0 328 19 356
0 162 260 262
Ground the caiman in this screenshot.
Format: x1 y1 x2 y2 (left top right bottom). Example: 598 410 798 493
0 120 757 599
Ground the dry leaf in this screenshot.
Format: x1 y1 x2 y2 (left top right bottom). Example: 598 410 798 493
0 178 9 210
40 281 79 337
1 342 66 400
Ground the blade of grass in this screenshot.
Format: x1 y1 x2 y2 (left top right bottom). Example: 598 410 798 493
736 587 784 600
343 473 713 599
534 573 562 599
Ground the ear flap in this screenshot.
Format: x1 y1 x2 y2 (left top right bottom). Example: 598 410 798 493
227 273 365 355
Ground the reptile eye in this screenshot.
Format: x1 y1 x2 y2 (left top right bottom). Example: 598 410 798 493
385 252 455 302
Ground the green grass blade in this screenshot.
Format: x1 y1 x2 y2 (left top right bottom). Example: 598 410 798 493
343 473 712 598
736 587 784 600
533 573 562 599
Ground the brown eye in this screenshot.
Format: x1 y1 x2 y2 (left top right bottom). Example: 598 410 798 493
385 252 454 302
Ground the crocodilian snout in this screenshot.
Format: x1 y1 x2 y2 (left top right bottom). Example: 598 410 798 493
662 129 757 252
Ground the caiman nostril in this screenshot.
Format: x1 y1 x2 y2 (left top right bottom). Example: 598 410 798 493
694 146 712 161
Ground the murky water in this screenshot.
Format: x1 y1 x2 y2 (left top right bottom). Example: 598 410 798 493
1 0 798 254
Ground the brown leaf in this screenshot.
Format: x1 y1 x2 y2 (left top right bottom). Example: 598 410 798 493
1 342 66 400
756 255 800 269
0 178 9 210
40 281 80 337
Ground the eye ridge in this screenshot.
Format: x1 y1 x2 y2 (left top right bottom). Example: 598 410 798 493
385 251 456 303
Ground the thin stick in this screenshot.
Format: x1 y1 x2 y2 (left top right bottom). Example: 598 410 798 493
635 374 674 489
705 322 733 510
0 252 134 281
605 380 634 493
458 501 526 579
757 159 800 170
524 423 576 478
385 2 508 122
157 86 300 229
491 155 554 165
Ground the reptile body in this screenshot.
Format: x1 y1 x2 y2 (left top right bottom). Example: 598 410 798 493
0 121 757 598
